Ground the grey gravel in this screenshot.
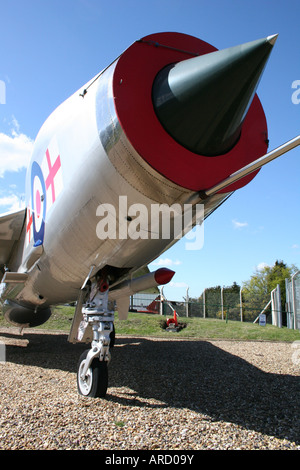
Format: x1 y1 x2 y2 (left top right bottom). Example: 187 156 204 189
0 328 299 450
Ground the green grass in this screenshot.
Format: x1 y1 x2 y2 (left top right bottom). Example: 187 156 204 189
113 312 300 342
1 305 299 342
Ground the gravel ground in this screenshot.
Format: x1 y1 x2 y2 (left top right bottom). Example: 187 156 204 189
0 328 299 451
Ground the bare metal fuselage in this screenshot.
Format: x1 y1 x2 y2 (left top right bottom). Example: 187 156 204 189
2 32 287 330
7 61 229 312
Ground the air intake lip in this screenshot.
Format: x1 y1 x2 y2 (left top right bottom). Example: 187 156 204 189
112 32 272 192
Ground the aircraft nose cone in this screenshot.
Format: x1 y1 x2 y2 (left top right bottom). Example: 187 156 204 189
152 35 277 156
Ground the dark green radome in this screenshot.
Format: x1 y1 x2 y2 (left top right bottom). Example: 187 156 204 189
152 35 277 156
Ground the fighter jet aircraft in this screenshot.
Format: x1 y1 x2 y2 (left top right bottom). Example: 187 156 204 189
0 32 299 397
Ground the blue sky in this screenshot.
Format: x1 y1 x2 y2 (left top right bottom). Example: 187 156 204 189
0 0 299 300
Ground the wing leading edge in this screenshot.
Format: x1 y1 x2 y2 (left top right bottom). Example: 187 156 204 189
0 208 26 270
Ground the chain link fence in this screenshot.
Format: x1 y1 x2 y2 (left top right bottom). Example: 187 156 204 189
130 275 300 331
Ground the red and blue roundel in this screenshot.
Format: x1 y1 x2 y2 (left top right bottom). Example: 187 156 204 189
31 161 46 246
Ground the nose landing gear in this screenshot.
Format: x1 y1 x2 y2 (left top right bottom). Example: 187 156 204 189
76 277 114 398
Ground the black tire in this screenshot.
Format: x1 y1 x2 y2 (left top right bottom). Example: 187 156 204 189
110 324 115 348
77 349 108 398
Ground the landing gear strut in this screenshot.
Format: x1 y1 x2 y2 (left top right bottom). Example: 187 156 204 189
76 276 114 398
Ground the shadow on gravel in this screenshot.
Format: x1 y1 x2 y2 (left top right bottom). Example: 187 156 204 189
2 330 299 445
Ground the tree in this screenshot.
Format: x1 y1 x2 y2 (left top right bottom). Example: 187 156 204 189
198 283 241 319
242 260 298 323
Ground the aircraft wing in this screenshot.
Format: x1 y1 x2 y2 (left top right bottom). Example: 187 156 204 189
0 208 26 269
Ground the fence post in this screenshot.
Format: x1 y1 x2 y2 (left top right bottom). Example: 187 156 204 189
221 286 224 320
186 287 189 317
240 286 243 322
292 271 300 330
271 287 277 326
203 289 206 318
271 284 282 327
160 287 164 315
253 299 272 323
277 284 282 328
285 278 291 328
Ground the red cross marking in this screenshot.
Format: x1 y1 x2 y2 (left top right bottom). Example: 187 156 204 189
45 148 61 204
26 208 33 242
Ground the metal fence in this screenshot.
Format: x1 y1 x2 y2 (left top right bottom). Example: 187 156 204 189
130 290 259 322
130 289 265 323
130 275 300 331
285 271 300 330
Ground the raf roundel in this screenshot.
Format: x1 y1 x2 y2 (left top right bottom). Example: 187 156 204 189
31 160 46 246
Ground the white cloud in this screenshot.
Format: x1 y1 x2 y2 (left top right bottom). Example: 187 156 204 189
0 195 25 213
256 262 270 271
292 244 299 249
11 115 20 134
0 118 33 177
169 281 189 289
232 219 248 229
151 258 182 267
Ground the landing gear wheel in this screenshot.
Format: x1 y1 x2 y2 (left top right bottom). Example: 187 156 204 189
77 349 108 398
110 324 115 348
